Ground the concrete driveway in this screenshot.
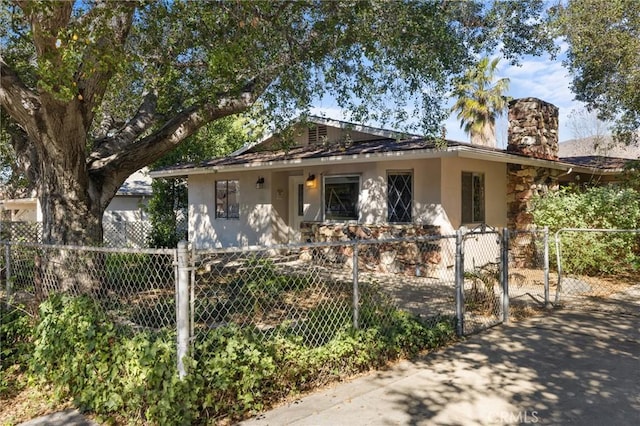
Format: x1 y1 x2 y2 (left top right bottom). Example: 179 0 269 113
241 304 639 425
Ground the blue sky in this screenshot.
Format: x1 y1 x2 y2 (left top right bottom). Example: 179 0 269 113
312 43 592 148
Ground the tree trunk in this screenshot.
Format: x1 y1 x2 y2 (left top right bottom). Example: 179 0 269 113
470 122 497 148
33 124 109 297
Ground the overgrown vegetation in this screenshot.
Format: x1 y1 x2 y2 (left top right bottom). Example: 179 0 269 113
0 303 34 396
532 186 640 274
3 293 456 424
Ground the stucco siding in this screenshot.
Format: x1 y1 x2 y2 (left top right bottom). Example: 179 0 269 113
440 157 507 230
186 157 507 248
188 172 278 248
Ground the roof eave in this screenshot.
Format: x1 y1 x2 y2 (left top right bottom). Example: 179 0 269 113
149 145 622 179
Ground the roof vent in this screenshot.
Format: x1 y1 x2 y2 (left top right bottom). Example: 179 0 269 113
308 124 327 145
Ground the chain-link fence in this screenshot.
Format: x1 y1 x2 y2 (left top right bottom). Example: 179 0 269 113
554 228 640 314
461 228 504 334
2 241 176 328
506 228 553 318
192 235 460 347
7 227 637 376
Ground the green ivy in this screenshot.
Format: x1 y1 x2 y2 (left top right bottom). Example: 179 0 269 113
0 303 34 395
25 294 455 424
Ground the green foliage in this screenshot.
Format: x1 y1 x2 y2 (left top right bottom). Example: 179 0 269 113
451 56 511 146
25 294 455 424
532 186 640 274
0 304 34 395
621 160 640 192
147 115 253 248
554 0 640 144
29 295 193 424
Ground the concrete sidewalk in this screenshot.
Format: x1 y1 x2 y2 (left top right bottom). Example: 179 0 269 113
19 309 639 425
240 310 640 426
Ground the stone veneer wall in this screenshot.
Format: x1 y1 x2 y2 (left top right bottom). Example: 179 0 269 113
299 222 443 277
507 98 559 266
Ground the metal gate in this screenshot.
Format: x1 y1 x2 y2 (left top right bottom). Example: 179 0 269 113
459 226 505 335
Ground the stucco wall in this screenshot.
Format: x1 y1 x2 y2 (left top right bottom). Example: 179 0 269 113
299 158 451 229
187 155 508 248
188 172 280 248
440 157 507 230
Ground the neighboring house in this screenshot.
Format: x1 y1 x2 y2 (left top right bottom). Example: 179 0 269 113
1 168 152 229
151 99 631 257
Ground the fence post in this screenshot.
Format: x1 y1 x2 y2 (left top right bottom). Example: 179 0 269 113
4 243 11 298
176 241 190 379
455 229 465 336
543 226 551 308
554 229 563 304
501 229 510 324
352 241 359 329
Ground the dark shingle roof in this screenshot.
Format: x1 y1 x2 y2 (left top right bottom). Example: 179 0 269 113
559 156 631 170
159 137 458 172
155 138 633 175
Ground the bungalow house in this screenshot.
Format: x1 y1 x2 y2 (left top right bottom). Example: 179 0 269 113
150 98 629 257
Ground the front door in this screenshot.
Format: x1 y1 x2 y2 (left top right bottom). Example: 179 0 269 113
288 176 305 242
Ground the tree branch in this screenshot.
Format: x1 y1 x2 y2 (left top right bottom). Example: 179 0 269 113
92 90 160 152
0 57 40 137
87 89 257 208
75 1 136 129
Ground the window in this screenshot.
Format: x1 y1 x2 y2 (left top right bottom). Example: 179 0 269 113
387 171 412 223
461 172 485 223
324 175 360 221
215 180 239 219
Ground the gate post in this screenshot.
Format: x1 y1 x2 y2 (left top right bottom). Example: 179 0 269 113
455 229 465 336
177 241 190 379
543 226 551 308
501 229 510 324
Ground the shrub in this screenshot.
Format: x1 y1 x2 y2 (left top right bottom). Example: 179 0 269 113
26 294 456 424
0 303 34 395
532 186 640 274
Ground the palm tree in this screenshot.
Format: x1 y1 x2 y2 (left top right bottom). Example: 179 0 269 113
451 57 510 147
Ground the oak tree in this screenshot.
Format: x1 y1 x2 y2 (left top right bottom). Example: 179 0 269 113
1 0 555 247
555 0 640 144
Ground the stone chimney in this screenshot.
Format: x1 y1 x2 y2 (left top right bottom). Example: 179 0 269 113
507 97 559 160
506 98 560 266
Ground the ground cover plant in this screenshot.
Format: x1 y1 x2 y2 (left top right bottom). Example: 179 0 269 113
2 291 456 425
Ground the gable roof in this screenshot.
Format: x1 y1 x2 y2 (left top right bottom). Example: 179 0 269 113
230 115 422 156
151 134 630 179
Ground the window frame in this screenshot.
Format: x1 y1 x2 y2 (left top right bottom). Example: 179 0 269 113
215 179 240 220
461 171 485 224
387 170 413 224
322 174 361 222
